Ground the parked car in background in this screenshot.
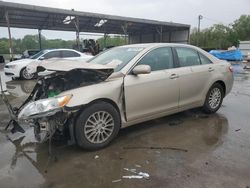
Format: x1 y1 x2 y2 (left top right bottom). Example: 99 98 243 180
3 43 234 150
10 54 22 62
4 49 93 80
22 49 40 58
0 55 5 63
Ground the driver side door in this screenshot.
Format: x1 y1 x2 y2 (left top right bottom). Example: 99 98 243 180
124 47 179 122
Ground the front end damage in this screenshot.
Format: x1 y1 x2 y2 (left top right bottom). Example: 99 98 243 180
1 66 113 143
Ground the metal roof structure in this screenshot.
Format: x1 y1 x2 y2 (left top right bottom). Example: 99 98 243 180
0 1 190 35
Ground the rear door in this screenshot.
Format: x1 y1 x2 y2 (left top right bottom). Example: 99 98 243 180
174 47 213 108
124 47 179 121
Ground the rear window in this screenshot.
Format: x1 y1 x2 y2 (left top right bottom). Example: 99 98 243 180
175 47 201 67
199 52 212 64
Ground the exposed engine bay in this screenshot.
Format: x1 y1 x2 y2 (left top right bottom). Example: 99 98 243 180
33 69 107 100
1 68 113 143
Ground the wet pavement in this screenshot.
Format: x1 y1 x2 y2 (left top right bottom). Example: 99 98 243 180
0 64 250 188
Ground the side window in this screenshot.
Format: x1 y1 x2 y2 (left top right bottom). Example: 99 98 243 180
137 47 174 71
43 51 61 59
175 47 201 67
61 50 81 58
199 52 212 64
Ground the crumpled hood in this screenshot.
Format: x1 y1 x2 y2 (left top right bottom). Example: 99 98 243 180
37 58 115 76
6 58 35 66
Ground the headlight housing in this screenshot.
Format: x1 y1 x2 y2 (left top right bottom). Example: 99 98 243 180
18 94 72 119
6 64 16 68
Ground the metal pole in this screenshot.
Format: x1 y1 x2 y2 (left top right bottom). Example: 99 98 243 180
156 26 163 42
104 33 107 48
5 11 13 61
38 29 42 50
197 15 203 46
198 15 203 33
121 23 128 44
74 16 80 51
169 30 172 43
160 26 163 42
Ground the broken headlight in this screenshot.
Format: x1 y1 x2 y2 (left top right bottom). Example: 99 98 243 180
18 94 72 119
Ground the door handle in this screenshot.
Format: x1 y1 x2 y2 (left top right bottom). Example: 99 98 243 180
169 73 179 79
208 67 214 72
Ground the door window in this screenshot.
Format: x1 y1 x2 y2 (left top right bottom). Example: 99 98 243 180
61 50 81 58
175 47 201 67
199 52 212 64
137 47 174 71
43 51 61 59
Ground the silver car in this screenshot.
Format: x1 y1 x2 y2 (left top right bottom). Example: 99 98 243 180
2 43 234 150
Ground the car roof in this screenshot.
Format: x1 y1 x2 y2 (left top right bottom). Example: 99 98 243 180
117 43 199 50
45 48 81 52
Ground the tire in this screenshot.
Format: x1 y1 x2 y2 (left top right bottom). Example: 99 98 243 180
202 83 224 114
20 67 35 80
75 101 120 150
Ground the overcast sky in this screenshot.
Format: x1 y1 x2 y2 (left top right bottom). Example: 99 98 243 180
1 0 250 40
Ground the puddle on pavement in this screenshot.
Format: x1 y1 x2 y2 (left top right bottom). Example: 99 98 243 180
0 104 229 188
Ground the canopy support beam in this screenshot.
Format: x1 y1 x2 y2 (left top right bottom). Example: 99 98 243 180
5 11 13 60
38 29 42 50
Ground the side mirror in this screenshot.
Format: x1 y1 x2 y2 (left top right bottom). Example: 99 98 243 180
39 56 45 60
132 65 151 75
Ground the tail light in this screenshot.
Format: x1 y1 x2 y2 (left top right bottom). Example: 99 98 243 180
229 66 233 73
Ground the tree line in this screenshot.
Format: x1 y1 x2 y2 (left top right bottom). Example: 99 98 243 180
190 15 250 49
0 15 249 54
0 34 126 54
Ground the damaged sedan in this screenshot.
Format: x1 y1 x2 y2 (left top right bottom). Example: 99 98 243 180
1 43 234 150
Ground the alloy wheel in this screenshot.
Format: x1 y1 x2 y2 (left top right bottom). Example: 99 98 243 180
208 88 221 109
84 111 115 144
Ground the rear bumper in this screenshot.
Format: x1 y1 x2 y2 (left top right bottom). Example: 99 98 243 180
225 73 234 96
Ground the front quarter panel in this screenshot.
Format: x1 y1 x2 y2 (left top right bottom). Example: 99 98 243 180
60 77 124 109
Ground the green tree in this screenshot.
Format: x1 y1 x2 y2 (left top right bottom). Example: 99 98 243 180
0 39 9 54
232 15 250 41
97 36 127 49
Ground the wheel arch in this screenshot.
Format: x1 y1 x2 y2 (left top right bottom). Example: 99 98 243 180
213 80 226 97
19 67 26 78
69 98 121 141
87 98 121 116
70 98 122 149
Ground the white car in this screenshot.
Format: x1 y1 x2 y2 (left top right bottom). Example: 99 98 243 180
4 49 93 80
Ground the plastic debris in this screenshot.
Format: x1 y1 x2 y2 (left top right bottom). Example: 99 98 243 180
124 168 137 173
123 168 150 179
135 164 141 168
138 172 150 178
122 175 143 179
112 179 121 183
94 155 99 159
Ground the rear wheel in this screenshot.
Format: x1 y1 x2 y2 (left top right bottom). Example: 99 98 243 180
20 67 35 80
75 102 120 150
202 83 224 114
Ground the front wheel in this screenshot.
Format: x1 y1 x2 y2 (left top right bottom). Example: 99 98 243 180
75 102 120 150
202 83 224 114
20 67 35 80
